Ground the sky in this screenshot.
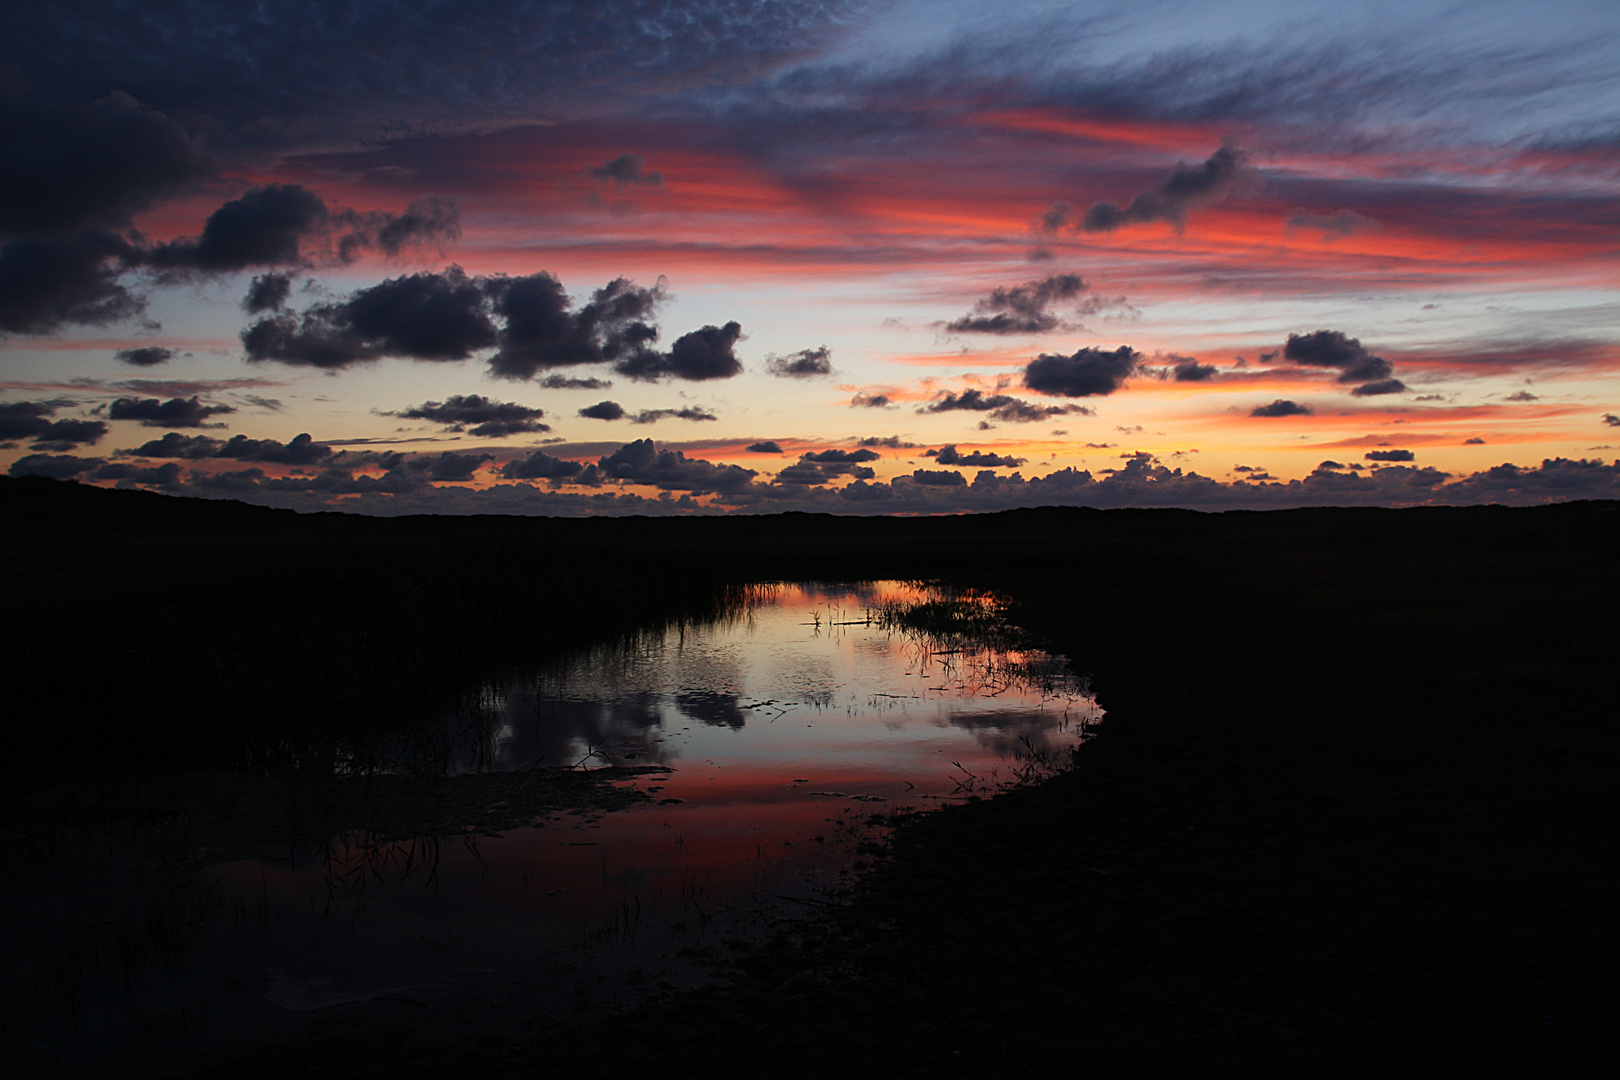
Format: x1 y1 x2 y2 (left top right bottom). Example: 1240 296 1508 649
2 0 1618 515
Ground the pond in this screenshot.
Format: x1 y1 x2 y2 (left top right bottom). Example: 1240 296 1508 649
3 581 1097 1077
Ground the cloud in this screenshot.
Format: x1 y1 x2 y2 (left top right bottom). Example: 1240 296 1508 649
0 91 207 240
906 468 967 487
850 392 893 408
1078 144 1250 233
1605 414 1620 427
580 401 626 420
1173 359 1218 382
242 266 497 367
629 407 719 424
239 269 733 379
596 438 756 493
1504 390 1539 402
1283 330 1405 395
857 435 917 448
1466 437 1486 444
0 229 143 334
944 274 1086 335
403 451 493 482
589 153 663 188
92 460 183 486
614 321 744 382
123 431 331 464
540 374 613 390
763 345 833 378
499 449 585 480
394 394 549 437
7 453 104 479
0 400 107 449
115 346 174 367
1365 449 1415 462
802 448 880 464
145 184 327 272
1250 399 1313 417
107 395 234 427
243 272 293 314
918 388 1091 423
746 441 783 453
488 274 666 379
927 445 1025 468
1022 346 1141 397
142 185 460 274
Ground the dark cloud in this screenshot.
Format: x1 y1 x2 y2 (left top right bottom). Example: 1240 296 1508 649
1283 330 1404 395
907 468 967 487
590 153 663 188
1250 399 1313 417
630 407 719 424
1022 346 1141 397
500 449 586 480
124 431 330 464
1079 145 1250 233
857 435 917 448
1173 359 1218 382
580 401 627 420
774 457 876 486
0 229 142 333
1465 437 1486 444
596 439 756 493
0 401 109 449
927 445 1025 468
0 92 207 239
1604 414 1620 427
540 374 613 390
92 460 182 485
243 272 293 314
108 395 234 428
487 274 666 380
143 185 460 275
1504 390 1539 402
945 274 1087 335
1366 449 1415 462
918 388 1091 423
615 321 744 382
243 266 496 367
404 451 493 482
850 392 893 408
348 197 460 259
240 268 706 376
746 441 783 453
802 448 880 464
145 184 325 272
764 345 833 378
115 346 174 367
7 453 102 479
395 394 548 437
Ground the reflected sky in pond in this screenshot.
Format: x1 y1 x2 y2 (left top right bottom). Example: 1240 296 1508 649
4 582 1097 1077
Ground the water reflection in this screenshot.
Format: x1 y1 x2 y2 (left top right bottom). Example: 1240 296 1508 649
2 581 1097 1077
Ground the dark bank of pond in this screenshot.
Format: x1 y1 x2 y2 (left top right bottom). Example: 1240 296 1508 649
2 581 1096 1078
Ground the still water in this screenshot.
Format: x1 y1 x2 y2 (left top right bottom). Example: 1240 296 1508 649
6 581 1095 1076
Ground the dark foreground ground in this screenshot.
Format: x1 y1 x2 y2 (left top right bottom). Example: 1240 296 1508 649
4 478 1617 1077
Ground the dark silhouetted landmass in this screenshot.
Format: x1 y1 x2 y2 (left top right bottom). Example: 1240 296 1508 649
3 477 1616 1077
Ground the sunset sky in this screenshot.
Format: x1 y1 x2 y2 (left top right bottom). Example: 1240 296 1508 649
3 0 1617 514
